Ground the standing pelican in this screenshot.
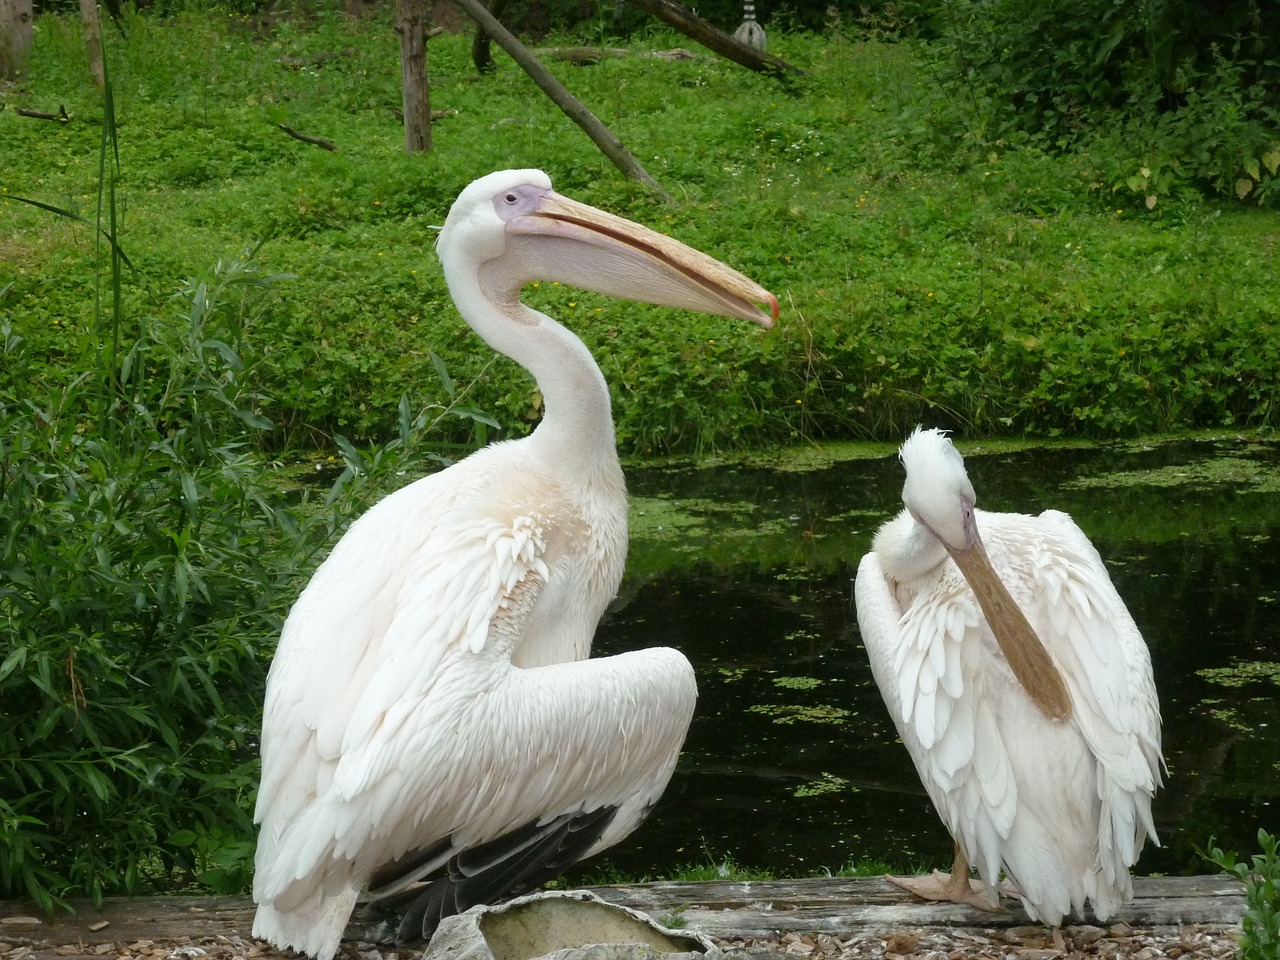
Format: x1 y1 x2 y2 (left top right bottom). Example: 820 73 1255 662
251 169 778 960
854 427 1163 927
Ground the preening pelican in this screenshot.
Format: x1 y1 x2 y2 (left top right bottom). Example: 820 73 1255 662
251 169 778 960
854 427 1163 927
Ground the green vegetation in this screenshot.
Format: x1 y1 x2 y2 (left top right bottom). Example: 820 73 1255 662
573 849 895 886
1 0 1277 909
1206 830 1280 960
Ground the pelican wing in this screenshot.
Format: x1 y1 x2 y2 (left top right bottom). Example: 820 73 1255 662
855 550 1016 891
254 455 505 847
252 446 695 957
1003 511 1164 865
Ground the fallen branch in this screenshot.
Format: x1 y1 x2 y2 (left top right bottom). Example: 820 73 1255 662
532 46 629 65
277 124 337 151
453 0 669 198
17 106 70 122
642 48 698 60
625 0 805 80
529 46 699 65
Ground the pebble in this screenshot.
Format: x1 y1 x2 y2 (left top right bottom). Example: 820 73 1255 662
0 922 1242 960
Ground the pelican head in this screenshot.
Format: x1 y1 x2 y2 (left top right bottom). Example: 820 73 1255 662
900 427 977 553
437 169 779 328
895 427 1072 721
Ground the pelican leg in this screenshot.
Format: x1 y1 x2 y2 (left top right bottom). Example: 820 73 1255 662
887 845 1000 911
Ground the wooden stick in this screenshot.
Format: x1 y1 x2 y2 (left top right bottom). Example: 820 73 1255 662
277 124 337 151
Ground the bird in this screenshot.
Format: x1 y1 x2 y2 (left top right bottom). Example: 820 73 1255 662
854 427 1164 927
250 169 779 960
733 0 766 51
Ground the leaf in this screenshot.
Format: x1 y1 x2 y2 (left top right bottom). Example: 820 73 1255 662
1145 194 1157 210
333 433 366 473
397 394 412 444
429 351 455 399
6 195 135 269
0 646 28 682
1236 178 1254 199
181 471 199 514
1264 150 1280 176
80 765 114 805
231 407 273 430
1243 157 1261 181
451 406 501 429
200 339 243 370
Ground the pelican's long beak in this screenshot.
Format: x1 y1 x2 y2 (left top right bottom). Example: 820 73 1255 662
944 523 1073 722
504 191 779 328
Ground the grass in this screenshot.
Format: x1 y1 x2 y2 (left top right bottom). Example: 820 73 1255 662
3 4 1278 457
568 850 902 886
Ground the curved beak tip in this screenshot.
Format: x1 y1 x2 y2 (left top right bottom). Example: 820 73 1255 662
761 293 780 328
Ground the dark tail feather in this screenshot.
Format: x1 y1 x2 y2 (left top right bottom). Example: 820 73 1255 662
394 805 620 943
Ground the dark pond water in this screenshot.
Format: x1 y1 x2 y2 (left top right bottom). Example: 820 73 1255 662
568 435 1280 882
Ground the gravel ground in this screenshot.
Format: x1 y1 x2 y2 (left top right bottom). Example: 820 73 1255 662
0 922 1241 960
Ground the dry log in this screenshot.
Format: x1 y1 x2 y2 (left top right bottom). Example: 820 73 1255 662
532 45 630 65
642 47 697 60
16 105 69 122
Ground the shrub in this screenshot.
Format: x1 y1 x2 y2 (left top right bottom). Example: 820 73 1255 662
929 0 1280 206
1206 829 1280 960
0 257 316 907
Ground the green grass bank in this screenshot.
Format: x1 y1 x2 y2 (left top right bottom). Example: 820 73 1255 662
3 6 1278 457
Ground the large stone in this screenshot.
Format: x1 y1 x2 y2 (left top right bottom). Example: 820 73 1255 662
424 890 717 960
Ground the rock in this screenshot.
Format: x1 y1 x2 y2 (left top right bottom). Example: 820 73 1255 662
424 890 716 960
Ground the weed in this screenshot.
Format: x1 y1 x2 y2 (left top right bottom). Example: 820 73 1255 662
1204 830 1280 960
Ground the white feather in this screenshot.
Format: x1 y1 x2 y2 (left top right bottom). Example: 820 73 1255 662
855 427 1164 927
252 170 774 960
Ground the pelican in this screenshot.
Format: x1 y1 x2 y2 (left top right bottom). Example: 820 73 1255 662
854 427 1163 927
251 169 778 960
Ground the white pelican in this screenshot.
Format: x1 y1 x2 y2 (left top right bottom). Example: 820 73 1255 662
251 169 778 960
854 427 1164 927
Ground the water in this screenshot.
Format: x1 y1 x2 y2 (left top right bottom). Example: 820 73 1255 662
572 435 1280 882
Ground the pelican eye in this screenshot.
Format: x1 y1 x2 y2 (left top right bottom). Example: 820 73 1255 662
504 192 518 203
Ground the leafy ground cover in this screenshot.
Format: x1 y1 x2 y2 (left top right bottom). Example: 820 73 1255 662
3 5 1277 458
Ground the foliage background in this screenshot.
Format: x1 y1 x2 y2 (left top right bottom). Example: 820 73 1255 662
0 0 1277 907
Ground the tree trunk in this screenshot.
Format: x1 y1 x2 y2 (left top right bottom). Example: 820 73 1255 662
0 0 33 81
453 0 668 198
395 0 432 153
80 0 105 88
625 0 802 80
470 0 509 75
